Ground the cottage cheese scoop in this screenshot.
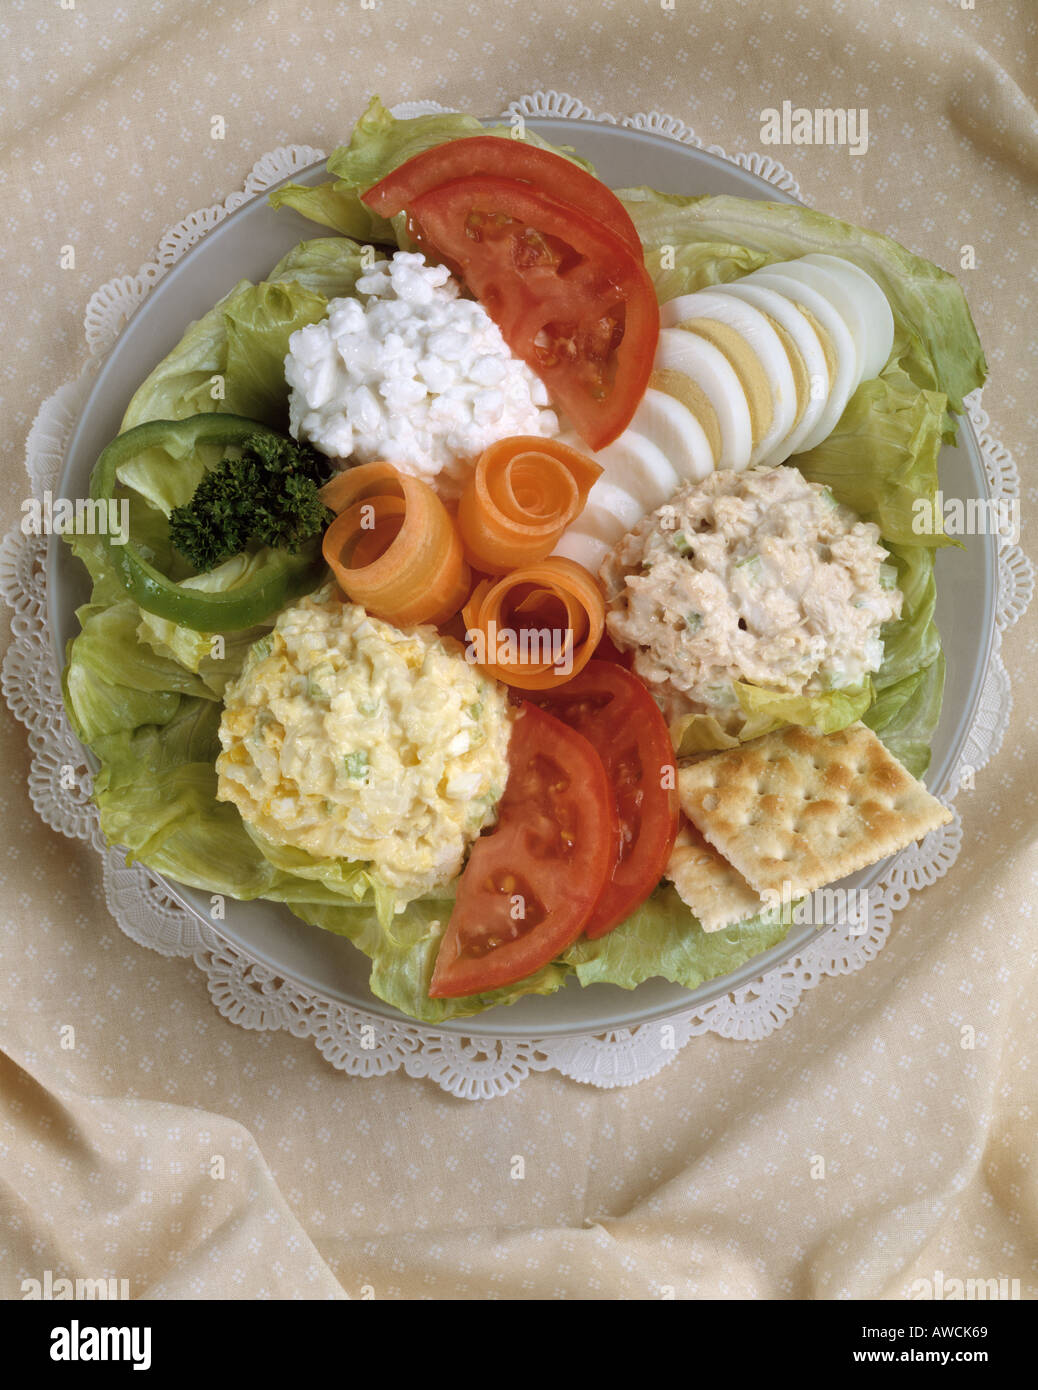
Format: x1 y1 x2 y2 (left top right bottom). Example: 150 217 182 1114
601 464 902 728
285 251 559 496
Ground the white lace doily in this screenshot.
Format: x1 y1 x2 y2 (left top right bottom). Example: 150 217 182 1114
3 92 1032 1099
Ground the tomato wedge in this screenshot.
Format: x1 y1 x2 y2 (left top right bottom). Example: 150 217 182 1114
361 135 643 253
533 660 679 939
428 702 617 998
406 176 659 451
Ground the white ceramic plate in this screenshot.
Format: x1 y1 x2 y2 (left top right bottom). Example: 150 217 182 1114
50 120 997 1038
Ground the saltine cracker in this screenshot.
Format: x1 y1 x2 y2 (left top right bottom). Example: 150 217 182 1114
665 824 765 933
677 722 952 898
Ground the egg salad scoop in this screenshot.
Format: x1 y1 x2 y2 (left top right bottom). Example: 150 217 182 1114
215 590 513 906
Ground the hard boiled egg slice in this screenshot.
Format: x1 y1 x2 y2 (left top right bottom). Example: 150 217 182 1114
710 280 830 463
744 270 859 453
799 253 894 382
552 527 612 573
559 427 680 513
631 388 715 484
653 328 754 471
760 258 871 393
661 290 798 467
571 475 644 546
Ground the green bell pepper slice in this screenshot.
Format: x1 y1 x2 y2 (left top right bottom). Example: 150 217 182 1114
89 414 328 631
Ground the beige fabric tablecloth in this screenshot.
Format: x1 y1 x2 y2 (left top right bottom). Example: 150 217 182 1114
2 0 1036 1300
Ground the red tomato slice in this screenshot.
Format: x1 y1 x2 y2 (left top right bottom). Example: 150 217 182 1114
362 135 643 253
592 631 633 669
533 660 679 939
407 176 659 451
428 702 617 998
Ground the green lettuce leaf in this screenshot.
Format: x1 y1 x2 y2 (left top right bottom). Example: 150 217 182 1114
671 682 874 757
648 241 773 303
863 544 946 778
115 439 226 522
68 528 139 610
135 551 276 692
864 653 945 779
620 190 987 413
266 237 378 300
735 679 874 733
268 181 391 241
795 366 954 547
91 704 287 899
270 94 596 250
64 599 209 745
218 280 327 428
288 897 570 1024
869 544 940 692
121 239 371 432
670 712 744 755
120 284 252 432
269 98 491 245
241 823 399 929
562 887 790 991
63 645 183 745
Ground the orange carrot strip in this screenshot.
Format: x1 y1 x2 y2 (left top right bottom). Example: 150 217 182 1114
457 436 602 574
319 461 401 515
462 556 605 690
320 463 471 627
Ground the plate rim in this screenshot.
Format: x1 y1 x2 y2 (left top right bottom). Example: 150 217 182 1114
48 118 998 1039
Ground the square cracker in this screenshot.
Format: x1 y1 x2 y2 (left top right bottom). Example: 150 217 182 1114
665 824 765 933
677 722 953 898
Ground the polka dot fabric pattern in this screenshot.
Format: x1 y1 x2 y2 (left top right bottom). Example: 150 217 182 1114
1 0 1037 1301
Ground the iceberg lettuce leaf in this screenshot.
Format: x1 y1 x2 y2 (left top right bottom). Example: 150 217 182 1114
619 190 987 413
649 240 773 303
62 650 183 746
266 237 378 299
865 652 946 779
870 544 940 692
120 239 371 432
241 823 399 928
135 551 276 690
218 279 328 428
795 367 954 548
267 181 391 240
288 896 569 1024
735 679 874 734
562 886 790 990
120 279 253 432
272 95 597 250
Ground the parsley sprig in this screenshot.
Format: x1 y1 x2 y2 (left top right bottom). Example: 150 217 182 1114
168 430 333 572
